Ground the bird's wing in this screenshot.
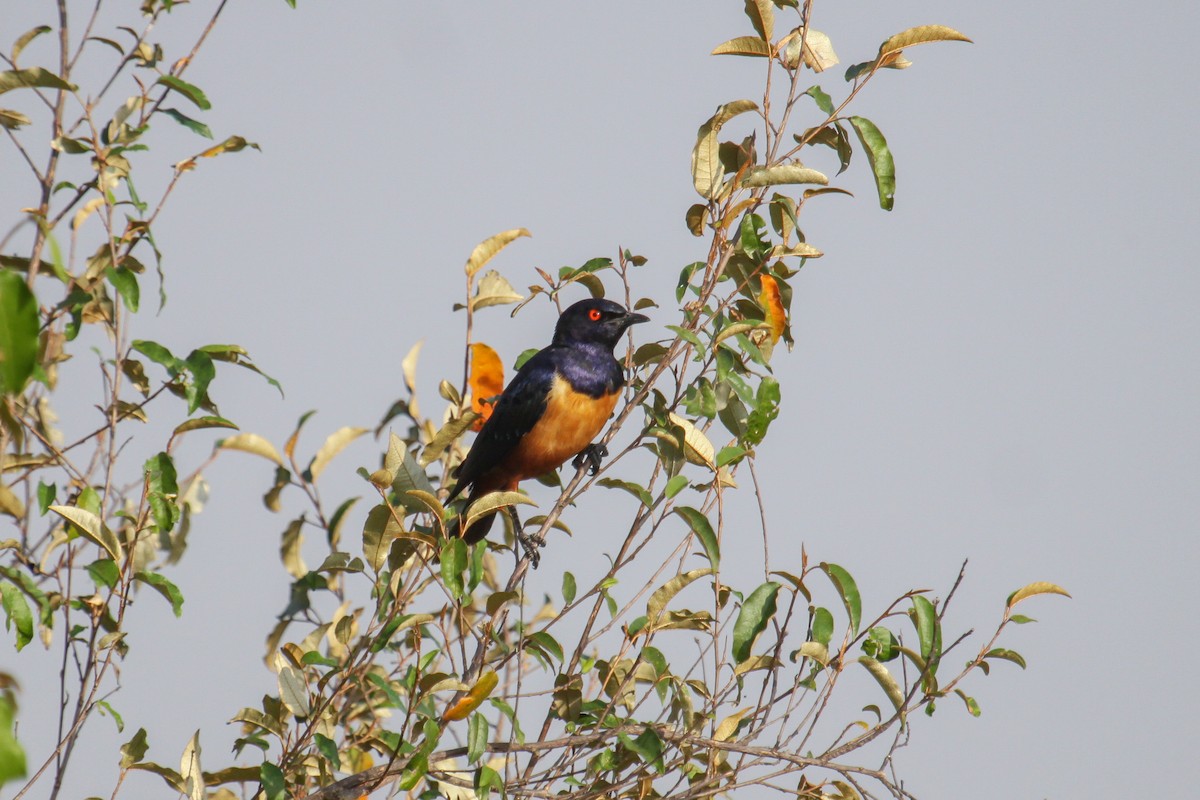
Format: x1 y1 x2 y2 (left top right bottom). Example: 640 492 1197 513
450 349 558 498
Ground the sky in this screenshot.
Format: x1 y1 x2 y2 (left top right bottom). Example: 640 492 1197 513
3 1 1198 798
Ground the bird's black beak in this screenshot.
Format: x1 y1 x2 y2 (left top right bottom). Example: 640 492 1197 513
622 310 650 329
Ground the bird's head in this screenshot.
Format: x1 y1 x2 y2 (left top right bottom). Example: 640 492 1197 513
552 298 650 349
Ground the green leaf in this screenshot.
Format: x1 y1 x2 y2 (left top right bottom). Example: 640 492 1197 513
954 688 982 717
909 595 939 663
48 505 122 562
440 538 468 600
732 581 780 663
312 733 340 770
0 67 75 96
820 562 861 636
183 350 215 414
87 559 119 590
862 626 898 662
664 474 689 499
106 266 140 312
715 445 748 467
0 582 33 651
474 764 503 800
0 271 39 395
597 478 652 507
848 116 895 210
155 75 210 110
467 712 489 765
120 728 149 768
145 452 179 534
527 631 564 664
673 506 719 571
745 376 780 445
562 571 577 605
260 762 285 800
0 695 26 785
810 606 834 646
804 85 835 115
984 648 1027 669
159 107 213 139
133 572 184 617
620 727 665 773
131 340 182 375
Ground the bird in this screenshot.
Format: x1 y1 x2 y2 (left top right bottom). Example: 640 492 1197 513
447 298 650 556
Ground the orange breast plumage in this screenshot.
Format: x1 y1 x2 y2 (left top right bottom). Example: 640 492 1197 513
503 375 619 480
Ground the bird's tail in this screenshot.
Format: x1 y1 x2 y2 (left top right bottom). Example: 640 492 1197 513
446 512 497 544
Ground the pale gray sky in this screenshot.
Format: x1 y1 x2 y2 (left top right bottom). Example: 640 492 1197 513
3 2 1197 798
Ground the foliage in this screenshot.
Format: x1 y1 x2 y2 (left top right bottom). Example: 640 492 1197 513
0 2 1066 800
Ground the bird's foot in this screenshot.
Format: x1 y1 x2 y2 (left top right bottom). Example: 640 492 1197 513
572 443 608 476
517 530 542 569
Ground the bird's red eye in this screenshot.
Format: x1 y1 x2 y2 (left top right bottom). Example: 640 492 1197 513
588 309 602 321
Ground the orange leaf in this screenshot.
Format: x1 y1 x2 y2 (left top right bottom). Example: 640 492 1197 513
469 343 504 431
758 274 786 345
441 670 499 722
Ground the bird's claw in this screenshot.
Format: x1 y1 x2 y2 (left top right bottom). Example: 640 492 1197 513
572 443 608 476
517 530 542 569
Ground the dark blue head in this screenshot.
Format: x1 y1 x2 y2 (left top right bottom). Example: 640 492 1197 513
552 298 649 350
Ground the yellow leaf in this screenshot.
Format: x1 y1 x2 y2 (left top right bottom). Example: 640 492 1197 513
217 433 284 466
0 484 24 518
668 412 715 469
469 343 505 431
442 670 499 721
308 426 369 481
858 657 905 719
745 0 774 41
711 36 771 57
713 707 751 741
758 274 786 345
690 99 759 199
1007 581 1071 608
741 163 829 188
71 197 106 231
465 228 531 278
470 270 525 312
877 25 972 59
780 28 839 72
